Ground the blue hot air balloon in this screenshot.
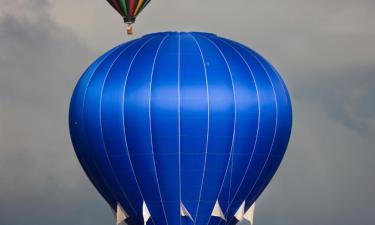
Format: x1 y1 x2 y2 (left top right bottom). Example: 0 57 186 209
69 32 292 225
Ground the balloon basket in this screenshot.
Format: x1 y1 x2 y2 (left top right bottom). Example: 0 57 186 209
126 24 134 35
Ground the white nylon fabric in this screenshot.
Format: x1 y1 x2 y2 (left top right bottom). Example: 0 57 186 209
234 201 245 221
143 201 151 225
244 203 255 225
211 201 226 221
180 203 194 221
116 203 129 225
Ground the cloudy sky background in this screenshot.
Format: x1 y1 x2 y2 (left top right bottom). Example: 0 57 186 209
0 0 374 225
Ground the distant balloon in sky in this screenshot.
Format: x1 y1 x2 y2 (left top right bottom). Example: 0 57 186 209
106 0 151 35
69 32 293 225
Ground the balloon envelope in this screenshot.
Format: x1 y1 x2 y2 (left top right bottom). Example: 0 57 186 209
107 0 151 23
69 32 292 225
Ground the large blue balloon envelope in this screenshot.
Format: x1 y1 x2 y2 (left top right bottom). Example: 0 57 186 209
69 32 292 225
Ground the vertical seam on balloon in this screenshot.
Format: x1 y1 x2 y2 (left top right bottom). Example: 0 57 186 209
178 32 183 225
76 46 123 209
99 38 147 218
235 46 279 207
82 44 130 210
188 33 210 225
268 64 292 130
199 35 237 225
216 39 261 225
72 52 112 191
228 148 234 204
226 42 279 225
269 64 288 98
246 54 289 210
149 34 171 225
122 36 159 225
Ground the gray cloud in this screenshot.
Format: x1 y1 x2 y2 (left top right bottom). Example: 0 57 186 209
0 0 374 225
0 1 113 224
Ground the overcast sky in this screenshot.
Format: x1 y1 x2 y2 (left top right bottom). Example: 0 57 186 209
0 0 374 225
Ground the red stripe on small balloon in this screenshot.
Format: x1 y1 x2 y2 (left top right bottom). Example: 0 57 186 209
129 0 135 15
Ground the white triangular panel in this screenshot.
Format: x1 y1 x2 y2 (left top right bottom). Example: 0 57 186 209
244 203 255 225
211 200 226 221
234 202 245 221
116 203 129 225
143 201 151 225
180 203 194 221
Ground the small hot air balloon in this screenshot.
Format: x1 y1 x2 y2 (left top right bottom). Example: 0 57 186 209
107 0 151 35
69 32 292 225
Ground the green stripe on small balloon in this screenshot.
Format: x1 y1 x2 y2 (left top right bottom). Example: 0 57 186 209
119 0 128 16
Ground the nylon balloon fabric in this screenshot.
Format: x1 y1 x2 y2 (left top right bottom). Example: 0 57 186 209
107 0 151 22
69 32 293 225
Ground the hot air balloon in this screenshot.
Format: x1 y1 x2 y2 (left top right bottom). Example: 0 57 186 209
69 32 292 225
107 0 151 35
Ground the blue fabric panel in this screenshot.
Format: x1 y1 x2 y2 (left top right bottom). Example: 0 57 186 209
150 33 180 225
101 36 154 224
242 48 293 211
206 36 260 218
179 33 208 221
192 33 235 225
69 46 122 210
124 35 168 225
220 40 278 221
83 44 142 221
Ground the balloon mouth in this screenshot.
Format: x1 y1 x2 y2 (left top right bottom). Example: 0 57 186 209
123 17 136 24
